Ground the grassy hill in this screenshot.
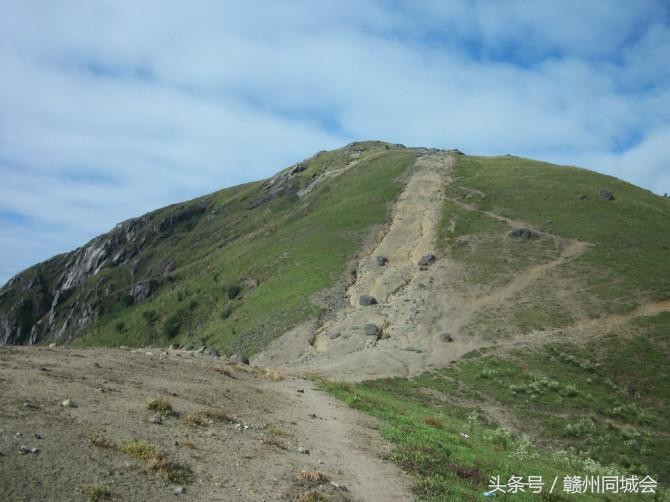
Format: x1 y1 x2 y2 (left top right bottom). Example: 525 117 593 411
1 145 669 500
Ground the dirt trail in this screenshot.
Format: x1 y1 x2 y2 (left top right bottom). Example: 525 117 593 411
256 151 593 381
0 347 412 502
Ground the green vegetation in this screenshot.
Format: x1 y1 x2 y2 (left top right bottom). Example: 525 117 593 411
122 441 192 484
69 143 416 354
82 485 111 502
320 313 669 500
146 397 175 415
442 155 670 314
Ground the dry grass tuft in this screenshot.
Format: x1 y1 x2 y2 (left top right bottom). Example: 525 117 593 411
297 470 330 483
424 415 445 429
262 435 288 450
88 434 116 450
121 441 192 484
184 413 210 427
263 369 284 381
298 491 330 502
213 366 236 378
146 397 175 415
83 485 111 501
184 408 235 427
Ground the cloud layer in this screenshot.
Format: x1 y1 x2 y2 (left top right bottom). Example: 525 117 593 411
1 1 669 284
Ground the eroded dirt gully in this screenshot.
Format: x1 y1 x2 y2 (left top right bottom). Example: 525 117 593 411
0 346 413 502
256 151 593 382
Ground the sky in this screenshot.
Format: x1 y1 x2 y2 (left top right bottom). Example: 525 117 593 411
1 1 669 286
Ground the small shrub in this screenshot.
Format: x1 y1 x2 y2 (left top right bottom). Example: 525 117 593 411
146 398 175 416
563 383 579 397
227 284 241 300
564 417 597 437
477 368 498 379
162 312 182 338
142 309 158 325
115 321 125 332
298 492 330 502
83 485 111 501
485 427 513 448
122 441 192 484
424 416 445 429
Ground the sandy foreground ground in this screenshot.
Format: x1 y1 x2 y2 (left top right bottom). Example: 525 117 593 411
0 346 412 501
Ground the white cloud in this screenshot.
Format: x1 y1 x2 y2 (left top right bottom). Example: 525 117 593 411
0 0 669 284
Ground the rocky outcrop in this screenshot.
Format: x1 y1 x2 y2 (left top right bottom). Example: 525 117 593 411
0 198 210 345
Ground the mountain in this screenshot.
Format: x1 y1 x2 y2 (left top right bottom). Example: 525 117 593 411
2 141 669 499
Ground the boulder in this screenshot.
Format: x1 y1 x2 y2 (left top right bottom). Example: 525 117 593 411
359 295 377 306
599 189 615 201
363 324 381 337
440 333 454 343
418 254 436 266
307 332 316 346
329 332 341 340
376 256 388 266
509 228 539 240
204 347 220 358
229 354 249 365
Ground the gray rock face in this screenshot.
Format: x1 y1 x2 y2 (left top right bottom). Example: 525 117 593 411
359 295 377 306
509 228 539 240
129 280 153 304
0 198 210 345
417 254 436 266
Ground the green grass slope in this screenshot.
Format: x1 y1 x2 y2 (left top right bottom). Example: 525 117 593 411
73 143 417 354
322 154 670 501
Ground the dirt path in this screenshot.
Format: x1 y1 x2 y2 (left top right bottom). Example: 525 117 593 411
256 151 594 382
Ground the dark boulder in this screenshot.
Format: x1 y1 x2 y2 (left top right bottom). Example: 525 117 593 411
363 324 381 337
600 189 615 201
418 254 436 267
376 256 388 266
359 295 377 306
440 333 454 343
230 354 249 365
509 228 539 240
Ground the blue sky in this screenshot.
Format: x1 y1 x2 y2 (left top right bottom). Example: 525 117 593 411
1 1 669 286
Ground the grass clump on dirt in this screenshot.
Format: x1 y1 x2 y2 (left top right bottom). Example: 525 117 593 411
263 435 288 450
82 485 111 501
184 408 235 427
88 434 116 450
146 397 175 415
122 440 192 484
